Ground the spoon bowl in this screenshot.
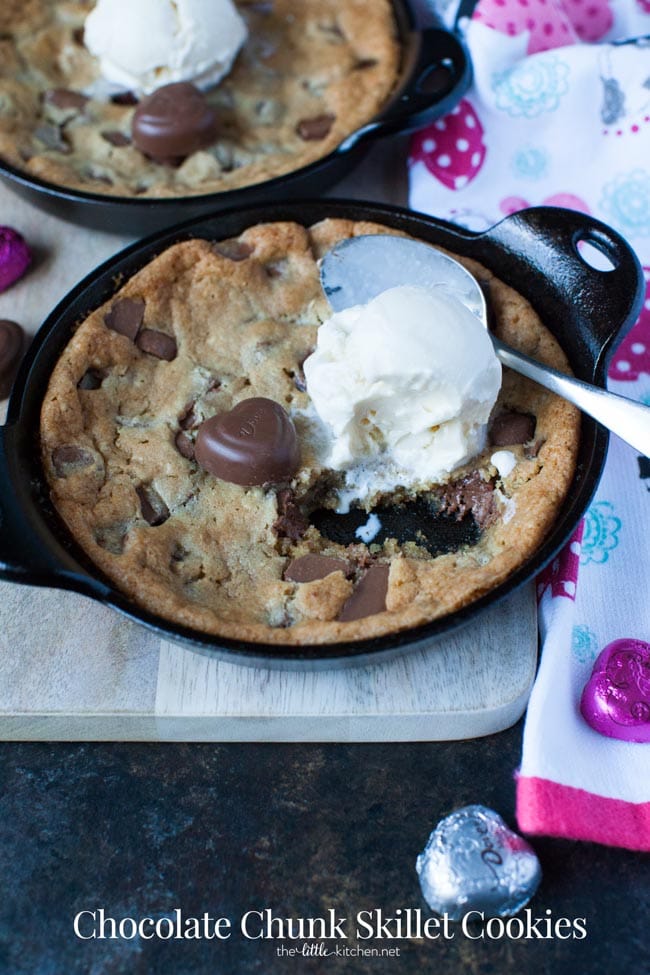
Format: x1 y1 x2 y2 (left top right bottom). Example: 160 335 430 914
321 234 487 319
320 234 650 458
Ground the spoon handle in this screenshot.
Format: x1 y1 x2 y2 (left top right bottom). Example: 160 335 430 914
492 337 650 457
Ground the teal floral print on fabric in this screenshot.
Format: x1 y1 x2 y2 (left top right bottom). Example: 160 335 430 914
580 501 621 565
492 58 570 119
512 146 549 180
600 170 650 238
572 625 599 664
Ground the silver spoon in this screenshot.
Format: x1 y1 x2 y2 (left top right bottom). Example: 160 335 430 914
320 235 650 457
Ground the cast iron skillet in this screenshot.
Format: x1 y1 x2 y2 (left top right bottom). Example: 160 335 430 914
0 1 469 235
0 201 643 669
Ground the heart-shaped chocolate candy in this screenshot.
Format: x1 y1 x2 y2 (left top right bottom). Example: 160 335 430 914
580 638 650 742
195 397 300 486
132 82 218 163
416 805 541 920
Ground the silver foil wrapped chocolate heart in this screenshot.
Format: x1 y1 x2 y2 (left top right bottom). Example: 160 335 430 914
416 805 541 921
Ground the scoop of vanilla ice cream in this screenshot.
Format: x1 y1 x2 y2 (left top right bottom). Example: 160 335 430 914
84 0 248 95
303 285 501 501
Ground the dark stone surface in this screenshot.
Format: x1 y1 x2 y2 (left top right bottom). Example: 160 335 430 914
0 724 646 973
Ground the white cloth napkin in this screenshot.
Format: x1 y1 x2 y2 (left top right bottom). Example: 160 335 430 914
410 0 650 847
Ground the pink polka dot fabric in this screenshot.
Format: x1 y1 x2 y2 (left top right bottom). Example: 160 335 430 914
537 523 584 601
474 0 578 53
473 0 612 52
609 267 650 382
409 0 650 849
562 0 614 40
411 99 487 189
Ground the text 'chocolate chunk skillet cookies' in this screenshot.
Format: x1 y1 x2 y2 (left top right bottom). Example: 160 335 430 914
40 219 580 645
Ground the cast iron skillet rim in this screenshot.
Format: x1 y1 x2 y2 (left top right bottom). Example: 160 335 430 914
0 0 464 215
3 199 641 666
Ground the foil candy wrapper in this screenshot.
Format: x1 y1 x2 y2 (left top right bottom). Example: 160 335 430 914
416 805 541 921
580 638 650 743
0 226 32 293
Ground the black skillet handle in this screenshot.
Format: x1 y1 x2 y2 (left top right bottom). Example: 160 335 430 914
338 27 471 152
0 422 105 597
484 207 645 366
0 423 60 586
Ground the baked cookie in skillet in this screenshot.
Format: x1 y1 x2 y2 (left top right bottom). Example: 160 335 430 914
40 219 580 644
0 1 399 198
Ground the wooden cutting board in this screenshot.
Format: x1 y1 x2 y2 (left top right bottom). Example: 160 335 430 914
0 577 536 742
0 147 537 742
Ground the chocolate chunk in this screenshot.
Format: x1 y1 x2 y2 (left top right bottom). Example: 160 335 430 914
274 488 308 541
136 329 177 361
34 124 70 153
136 484 170 526
104 297 145 340
179 403 198 430
111 91 138 106
296 114 335 140
132 82 218 163
354 58 378 70
338 564 390 622
284 554 352 583
213 239 253 261
44 88 88 111
101 130 131 147
77 368 104 391
291 350 312 393
489 411 536 447
195 397 300 486
52 445 94 477
72 27 85 46
175 431 195 460
439 471 497 531
0 320 25 399
525 438 545 460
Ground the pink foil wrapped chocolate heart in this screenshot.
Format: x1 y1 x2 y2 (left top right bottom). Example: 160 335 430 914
580 638 650 743
0 226 32 293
